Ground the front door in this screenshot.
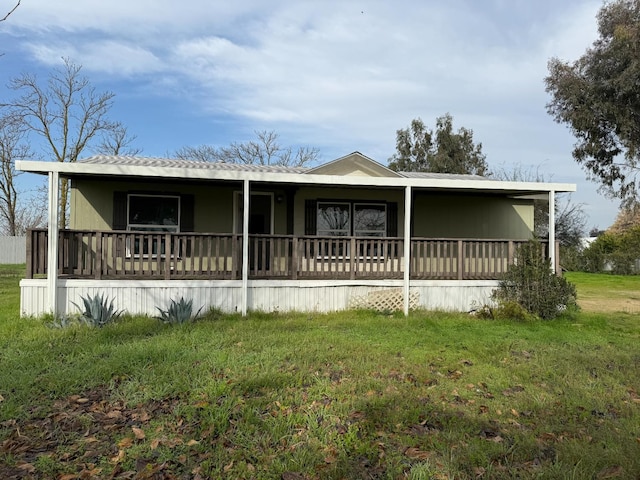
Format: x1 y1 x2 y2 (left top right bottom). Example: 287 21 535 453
235 192 273 273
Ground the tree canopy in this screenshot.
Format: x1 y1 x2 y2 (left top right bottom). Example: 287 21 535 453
388 114 488 176
545 0 640 200
175 130 319 167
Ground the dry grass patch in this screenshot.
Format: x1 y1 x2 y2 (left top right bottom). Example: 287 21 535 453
566 272 640 313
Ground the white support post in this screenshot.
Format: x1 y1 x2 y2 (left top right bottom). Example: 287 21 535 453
548 190 556 273
47 171 60 316
241 179 250 316
403 186 412 316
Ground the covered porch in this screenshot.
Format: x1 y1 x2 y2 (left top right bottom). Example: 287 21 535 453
16 153 575 317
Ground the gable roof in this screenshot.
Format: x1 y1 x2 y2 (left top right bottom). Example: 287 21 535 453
305 151 401 177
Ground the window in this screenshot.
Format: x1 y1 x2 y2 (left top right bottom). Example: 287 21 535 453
127 195 180 256
317 202 350 236
316 201 387 258
354 204 386 237
127 194 180 232
317 202 386 237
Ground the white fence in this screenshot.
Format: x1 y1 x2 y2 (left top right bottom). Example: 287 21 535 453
0 236 26 264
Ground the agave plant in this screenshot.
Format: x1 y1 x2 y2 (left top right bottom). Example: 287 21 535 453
72 293 122 327
156 297 203 324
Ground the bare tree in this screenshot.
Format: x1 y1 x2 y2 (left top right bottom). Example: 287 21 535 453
1 1 20 22
0 113 46 234
95 122 142 156
2 59 122 228
175 130 320 167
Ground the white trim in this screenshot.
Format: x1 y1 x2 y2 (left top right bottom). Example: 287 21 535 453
21 277 500 289
548 190 556 273
16 159 576 194
241 179 250 316
403 186 412 316
47 172 59 316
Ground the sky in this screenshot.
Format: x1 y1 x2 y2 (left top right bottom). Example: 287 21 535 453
0 0 622 230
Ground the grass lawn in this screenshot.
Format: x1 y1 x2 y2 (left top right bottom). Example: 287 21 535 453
1 266 639 479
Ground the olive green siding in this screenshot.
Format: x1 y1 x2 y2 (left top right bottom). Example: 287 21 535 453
412 193 533 239
71 179 292 234
71 180 533 239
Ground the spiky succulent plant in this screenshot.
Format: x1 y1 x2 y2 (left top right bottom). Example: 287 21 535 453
156 297 203 324
72 293 122 327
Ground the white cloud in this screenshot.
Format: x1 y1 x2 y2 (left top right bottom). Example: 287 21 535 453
25 41 165 76
0 0 621 226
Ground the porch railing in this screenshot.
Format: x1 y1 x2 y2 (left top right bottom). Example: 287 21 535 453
26 229 554 281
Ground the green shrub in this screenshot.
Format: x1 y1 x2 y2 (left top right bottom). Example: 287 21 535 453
493 240 577 320
72 293 122 327
156 297 203 324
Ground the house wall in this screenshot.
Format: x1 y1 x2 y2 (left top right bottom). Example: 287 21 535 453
412 193 533 239
70 179 290 234
70 180 534 239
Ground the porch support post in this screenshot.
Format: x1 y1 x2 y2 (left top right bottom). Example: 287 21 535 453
403 186 412 316
548 190 556 274
47 171 60 316
241 179 250 316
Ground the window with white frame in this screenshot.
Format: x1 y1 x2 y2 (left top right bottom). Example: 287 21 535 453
316 201 387 258
317 202 386 237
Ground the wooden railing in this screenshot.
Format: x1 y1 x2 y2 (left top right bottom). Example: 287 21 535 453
26 229 554 281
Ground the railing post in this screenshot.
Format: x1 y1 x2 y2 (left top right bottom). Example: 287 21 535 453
95 231 102 279
26 229 33 279
457 240 464 280
291 236 298 280
508 240 515 267
350 237 356 280
164 233 171 280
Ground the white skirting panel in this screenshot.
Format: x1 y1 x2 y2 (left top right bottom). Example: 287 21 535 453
19 279 499 317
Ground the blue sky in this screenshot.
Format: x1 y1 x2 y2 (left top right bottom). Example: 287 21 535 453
0 0 621 229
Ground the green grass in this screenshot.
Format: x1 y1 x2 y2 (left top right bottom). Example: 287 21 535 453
1 266 639 479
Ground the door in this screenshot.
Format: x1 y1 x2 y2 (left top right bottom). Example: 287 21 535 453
234 192 273 273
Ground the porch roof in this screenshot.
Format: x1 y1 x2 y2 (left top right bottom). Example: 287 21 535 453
15 152 576 196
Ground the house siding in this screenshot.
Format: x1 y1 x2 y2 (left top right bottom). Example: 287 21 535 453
412 193 533 239
70 179 291 234
20 278 498 317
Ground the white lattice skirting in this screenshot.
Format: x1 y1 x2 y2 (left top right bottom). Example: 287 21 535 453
348 288 420 312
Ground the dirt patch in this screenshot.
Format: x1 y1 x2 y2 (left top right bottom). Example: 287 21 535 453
578 297 640 314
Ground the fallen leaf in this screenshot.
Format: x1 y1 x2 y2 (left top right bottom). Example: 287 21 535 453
224 460 234 472
150 438 161 450
110 449 125 463
132 426 145 440
187 439 199 446
597 465 624 479
404 447 432 460
17 462 35 473
118 437 133 448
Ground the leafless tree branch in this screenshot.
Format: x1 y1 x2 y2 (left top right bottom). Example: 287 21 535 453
1 1 20 22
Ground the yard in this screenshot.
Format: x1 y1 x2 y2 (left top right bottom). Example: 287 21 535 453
1 266 639 479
